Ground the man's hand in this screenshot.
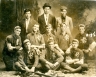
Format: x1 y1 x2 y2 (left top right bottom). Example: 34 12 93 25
83 49 89 53
46 61 54 69
35 48 41 55
53 62 59 67
74 59 79 62
30 67 35 72
25 66 30 72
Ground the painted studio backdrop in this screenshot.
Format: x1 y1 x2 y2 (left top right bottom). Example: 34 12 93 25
0 0 96 59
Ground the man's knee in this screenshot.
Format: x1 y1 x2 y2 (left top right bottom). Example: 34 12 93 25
60 62 68 68
81 64 88 71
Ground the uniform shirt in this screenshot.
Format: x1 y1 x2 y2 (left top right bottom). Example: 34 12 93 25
69 48 84 60
27 32 45 45
43 33 57 46
75 33 94 49
2 34 22 57
17 48 39 67
57 33 72 51
40 47 64 63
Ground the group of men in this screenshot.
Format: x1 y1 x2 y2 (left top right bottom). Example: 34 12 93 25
2 3 96 75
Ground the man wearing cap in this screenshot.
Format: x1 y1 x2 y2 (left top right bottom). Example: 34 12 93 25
56 6 73 36
43 24 64 55
40 36 64 71
15 39 40 73
19 8 37 41
61 39 88 73
75 24 96 62
2 26 22 71
27 24 45 55
56 23 72 62
38 3 56 34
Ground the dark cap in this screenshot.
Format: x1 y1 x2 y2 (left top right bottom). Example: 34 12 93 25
24 8 31 14
43 3 51 9
14 26 21 30
60 6 67 11
45 24 52 28
72 39 79 44
79 24 85 28
23 39 30 44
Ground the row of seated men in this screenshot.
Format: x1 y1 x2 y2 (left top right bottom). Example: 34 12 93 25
2 2 96 76
2 23 96 75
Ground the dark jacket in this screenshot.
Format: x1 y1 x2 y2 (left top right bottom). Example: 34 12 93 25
19 18 37 41
38 14 56 34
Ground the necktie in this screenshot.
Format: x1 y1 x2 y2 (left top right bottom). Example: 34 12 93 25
45 15 48 25
26 19 29 33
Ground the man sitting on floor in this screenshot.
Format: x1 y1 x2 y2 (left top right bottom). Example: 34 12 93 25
15 39 40 73
61 39 88 73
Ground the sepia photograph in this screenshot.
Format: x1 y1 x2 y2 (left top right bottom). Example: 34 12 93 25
0 0 96 77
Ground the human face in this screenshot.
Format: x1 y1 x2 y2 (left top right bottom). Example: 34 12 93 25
46 26 52 33
25 11 31 19
61 9 67 17
24 42 31 51
79 27 85 34
72 42 78 49
33 24 39 33
44 7 50 14
14 29 21 36
61 24 67 32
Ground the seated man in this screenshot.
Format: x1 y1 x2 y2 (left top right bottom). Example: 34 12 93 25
27 23 45 55
15 39 40 73
43 24 64 55
40 36 64 72
2 26 22 71
75 24 96 62
61 39 88 73
57 23 72 51
56 23 72 61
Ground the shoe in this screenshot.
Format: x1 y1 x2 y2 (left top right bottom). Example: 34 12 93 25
61 69 70 73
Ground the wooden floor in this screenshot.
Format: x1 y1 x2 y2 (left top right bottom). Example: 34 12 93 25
0 60 96 77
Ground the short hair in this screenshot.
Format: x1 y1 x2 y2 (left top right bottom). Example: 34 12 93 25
78 24 85 29
72 39 79 44
23 39 30 44
60 6 67 11
33 23 40 28
60 23 67 27
24 8 31 14
45 24 52 28
14 26 21 30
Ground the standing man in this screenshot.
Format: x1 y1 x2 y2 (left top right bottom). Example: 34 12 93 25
19 8 37 41
38 3 56 34
2 26 22 71
56 6 73 36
